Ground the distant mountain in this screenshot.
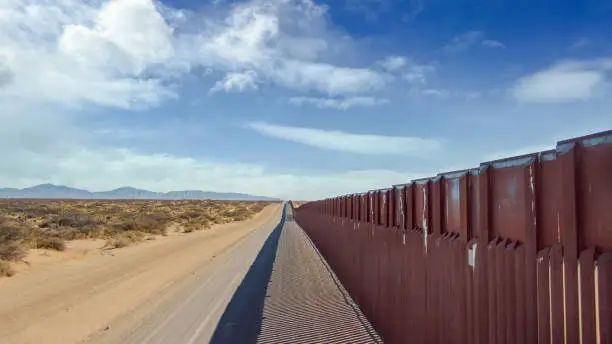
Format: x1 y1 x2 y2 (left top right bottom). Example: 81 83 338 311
95 187 161 200
0 184 280 201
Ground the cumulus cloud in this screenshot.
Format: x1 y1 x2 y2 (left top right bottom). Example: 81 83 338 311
288 96 389 109
0 0 388 110
210 70 259 94
512 59 612 103
247 122 442 156
188 0 386 95
0 0 181 109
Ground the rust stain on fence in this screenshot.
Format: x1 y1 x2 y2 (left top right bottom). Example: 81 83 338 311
295 130 612 344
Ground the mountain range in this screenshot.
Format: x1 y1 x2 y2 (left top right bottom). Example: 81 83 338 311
0 184 280 201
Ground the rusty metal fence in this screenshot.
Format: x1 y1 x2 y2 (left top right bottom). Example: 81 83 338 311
294 130 612 344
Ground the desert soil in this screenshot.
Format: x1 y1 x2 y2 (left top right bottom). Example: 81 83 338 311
0 203 281 344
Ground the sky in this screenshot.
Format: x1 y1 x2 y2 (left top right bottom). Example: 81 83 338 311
0 0 611 200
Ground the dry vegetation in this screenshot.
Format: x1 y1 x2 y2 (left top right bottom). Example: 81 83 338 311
0 199 274 277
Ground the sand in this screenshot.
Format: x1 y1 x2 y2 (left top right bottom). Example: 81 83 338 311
0 204 280 344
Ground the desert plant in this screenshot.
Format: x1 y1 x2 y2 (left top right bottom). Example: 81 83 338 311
0 260 14 277
0 223 26 242
105 231 144 249
0 242 26 261
35 237 66 251
179 210 203 220
106 237 131 249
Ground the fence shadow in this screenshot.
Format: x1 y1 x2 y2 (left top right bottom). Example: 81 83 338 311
208 205 286 344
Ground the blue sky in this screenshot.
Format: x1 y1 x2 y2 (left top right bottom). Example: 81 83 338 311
0 0 611 199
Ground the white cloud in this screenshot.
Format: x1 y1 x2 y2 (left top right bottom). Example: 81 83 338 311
512 59 612 103
59 0 176 74
445 31 504 52
378 56 407 71
376 55 435 84
267 60 385 95
482 40 505 48
288 96 389 109
188 0 386 96
0 0 181 110
210 70 259 94
247 122 441 156
0 0 389 110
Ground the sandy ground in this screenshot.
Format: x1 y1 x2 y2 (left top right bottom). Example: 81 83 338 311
0 203 281 344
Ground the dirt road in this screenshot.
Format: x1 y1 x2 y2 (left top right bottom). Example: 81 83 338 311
88 205 285 344
0 203 281 344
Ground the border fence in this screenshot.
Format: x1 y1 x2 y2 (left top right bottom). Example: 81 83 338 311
294 130 612 344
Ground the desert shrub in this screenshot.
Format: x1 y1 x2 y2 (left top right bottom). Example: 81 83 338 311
199 213 216 222
0 242 26 261
40 212 101 230
179 210 203 220
250 203 266 213
113 214 171 235
35 237 66 251
0 222 27 261
0 260 14 277
105 231 143 249
0 223 26 243
106 237 131 249
199 219 212 229
222 208 251 221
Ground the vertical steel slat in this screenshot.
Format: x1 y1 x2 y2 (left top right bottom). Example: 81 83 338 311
579 248 597 344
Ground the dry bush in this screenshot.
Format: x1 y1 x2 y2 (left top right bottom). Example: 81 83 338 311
35 237 66 251
0 260 14 277
0 222 27 261
112 214 171 236
39 212 101 230
0 242 26 261
105 231 143 249
179 210 203 220
0 222 26 242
